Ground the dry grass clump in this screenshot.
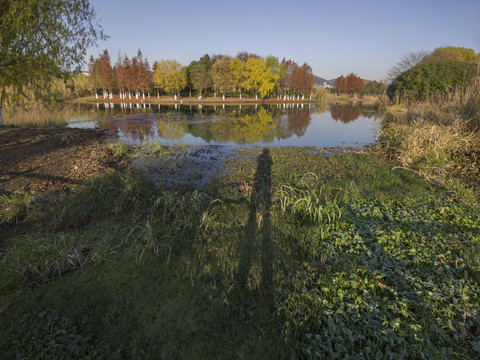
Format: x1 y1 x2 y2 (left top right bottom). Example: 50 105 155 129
378 72 480 191
378 119 478 168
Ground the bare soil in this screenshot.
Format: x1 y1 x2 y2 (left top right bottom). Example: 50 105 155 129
0 126 124 197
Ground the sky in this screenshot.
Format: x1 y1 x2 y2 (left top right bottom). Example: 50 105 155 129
86 0 480 81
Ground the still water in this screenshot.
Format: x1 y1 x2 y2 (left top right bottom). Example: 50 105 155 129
69 103 381 148
7 103 382 147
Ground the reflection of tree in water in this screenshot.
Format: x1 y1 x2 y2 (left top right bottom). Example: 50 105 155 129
190 107 281 144
117 118 156 142
95 105 317 144
329 104 360 123
156 120 188 140
277 109 311 139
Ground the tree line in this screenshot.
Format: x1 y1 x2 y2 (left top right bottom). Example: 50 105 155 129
88 50 315 100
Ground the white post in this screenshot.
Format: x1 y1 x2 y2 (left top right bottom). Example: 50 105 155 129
223 94 225 101
96 93 98 99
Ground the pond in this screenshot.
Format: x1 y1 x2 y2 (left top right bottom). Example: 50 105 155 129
6 103 382 148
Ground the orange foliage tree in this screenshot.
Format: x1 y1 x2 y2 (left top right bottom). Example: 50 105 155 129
334 73 364 94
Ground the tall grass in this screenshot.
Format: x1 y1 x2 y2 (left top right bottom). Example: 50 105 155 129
378 72 480 199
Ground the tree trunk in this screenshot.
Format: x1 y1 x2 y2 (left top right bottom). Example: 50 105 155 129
239 91 242 99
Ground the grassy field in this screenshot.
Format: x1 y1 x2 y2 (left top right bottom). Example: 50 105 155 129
1 139 479 358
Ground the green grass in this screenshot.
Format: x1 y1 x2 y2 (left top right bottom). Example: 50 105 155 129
1 147 479 359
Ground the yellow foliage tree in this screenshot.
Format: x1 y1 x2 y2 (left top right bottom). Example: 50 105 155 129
153 60 187 99
230 57 247 98
211 57 234 100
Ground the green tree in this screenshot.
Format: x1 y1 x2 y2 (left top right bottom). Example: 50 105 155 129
0 0 105 124
153 60 187 100
356 81 386 97
387 60 476 101
190 54 212 98
265 56 286 97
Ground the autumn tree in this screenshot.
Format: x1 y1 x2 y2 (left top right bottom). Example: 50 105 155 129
135 50 151 99
122 55 135 99
114 54 126 99
230 57 247 98
98 50 113 98
211 57 234 100
300 63 314 97
153 60 187 100
236 51 261 62
244 57 268 100
280 59 301 98
334 74 363 93
333 75 347 93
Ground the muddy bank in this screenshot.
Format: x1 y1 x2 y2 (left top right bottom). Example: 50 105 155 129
0 126 125 196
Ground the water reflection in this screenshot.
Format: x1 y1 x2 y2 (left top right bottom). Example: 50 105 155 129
91 105 320 145
6 102 381 147
330 104 361 123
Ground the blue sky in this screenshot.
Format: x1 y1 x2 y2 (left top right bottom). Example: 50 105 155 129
87 0 480 81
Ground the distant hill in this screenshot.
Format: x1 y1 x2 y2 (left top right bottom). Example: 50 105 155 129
314 75 327 85
315 75 371 87
314 75 336 87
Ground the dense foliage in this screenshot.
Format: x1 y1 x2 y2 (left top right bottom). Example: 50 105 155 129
387 60 476 101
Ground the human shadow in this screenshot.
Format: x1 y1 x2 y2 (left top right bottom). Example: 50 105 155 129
236 148 274 303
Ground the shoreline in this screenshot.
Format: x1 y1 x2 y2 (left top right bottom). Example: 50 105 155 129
75 95 320 106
